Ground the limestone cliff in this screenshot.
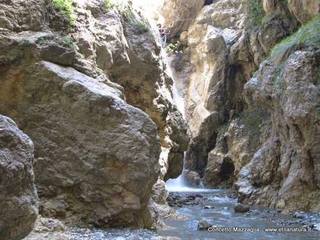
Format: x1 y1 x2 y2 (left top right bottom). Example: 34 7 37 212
237 16 320 212
163 0 320 212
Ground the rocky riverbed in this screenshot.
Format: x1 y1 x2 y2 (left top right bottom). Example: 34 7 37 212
26 189 320 240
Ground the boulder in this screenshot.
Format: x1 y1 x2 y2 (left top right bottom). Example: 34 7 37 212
0 115 38 240
234 203 250 213
197 219 211 230
0 61 161 228
152 179 169 205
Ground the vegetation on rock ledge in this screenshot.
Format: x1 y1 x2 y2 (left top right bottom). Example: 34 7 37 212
271 15 320 59
246 0 265 28
52 0 75 25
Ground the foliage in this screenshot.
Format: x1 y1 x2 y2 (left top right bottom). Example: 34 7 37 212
52 0 75 25
271 63 286 92
104 1 149 33
246 0 265 28
104 0 115 11
165 41 184 54
61 36 75 48
122 5 150 34
271 15 320 59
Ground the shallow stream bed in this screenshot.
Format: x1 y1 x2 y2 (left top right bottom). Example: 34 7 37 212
27 189 320 240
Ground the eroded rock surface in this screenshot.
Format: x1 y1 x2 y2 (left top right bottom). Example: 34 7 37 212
237 46 320 212
0 115 38 240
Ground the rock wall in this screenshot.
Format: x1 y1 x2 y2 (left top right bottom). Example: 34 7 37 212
0 115 38 240
163 0 320 211
236 17 320 212
0 0 187 229
159 0 205 39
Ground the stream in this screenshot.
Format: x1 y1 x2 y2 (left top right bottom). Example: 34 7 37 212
50 186 320 240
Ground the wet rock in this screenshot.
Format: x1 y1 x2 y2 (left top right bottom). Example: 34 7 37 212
293 212 306 219
32 217 66 233
198 219 211 230
184 170 201 187
204 205 214 209
167 193 204 207
0 115 38 240
234 203 250 213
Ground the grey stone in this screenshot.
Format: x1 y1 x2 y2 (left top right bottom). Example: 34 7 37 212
0 115 38 240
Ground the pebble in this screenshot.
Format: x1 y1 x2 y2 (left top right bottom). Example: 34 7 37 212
204 205 214 209
197 219 211 230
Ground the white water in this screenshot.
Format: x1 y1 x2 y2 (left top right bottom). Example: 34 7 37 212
166 175 216 192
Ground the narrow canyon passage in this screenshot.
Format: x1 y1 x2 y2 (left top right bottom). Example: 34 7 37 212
0 0 319 240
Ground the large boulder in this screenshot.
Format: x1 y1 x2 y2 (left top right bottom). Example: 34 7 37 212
0 59 161 227
0 115 38 240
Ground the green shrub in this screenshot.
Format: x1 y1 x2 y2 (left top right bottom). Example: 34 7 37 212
52 0 75 25
104 0 115 11
104 1 149 34
61 36 75 48
165 41 184 54
122 6 149 34
247 0 265 28
271 15 320 59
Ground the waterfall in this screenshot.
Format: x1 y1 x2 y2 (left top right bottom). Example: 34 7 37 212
162 50 211 192
134 0 207 192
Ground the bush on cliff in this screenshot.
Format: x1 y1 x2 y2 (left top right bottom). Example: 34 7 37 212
52 0 75 25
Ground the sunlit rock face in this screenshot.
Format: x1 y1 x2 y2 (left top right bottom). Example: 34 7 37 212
159 0 205 39
237 47 320 212
164 0 246 176
0 0 188 228
287 0 320 23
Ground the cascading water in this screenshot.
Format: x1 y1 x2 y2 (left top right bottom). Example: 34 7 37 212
162 50 212 192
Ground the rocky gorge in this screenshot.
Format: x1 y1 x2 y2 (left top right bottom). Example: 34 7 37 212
0 0 320 239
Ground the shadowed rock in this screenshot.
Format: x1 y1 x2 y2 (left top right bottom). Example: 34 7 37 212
0 115 38 240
